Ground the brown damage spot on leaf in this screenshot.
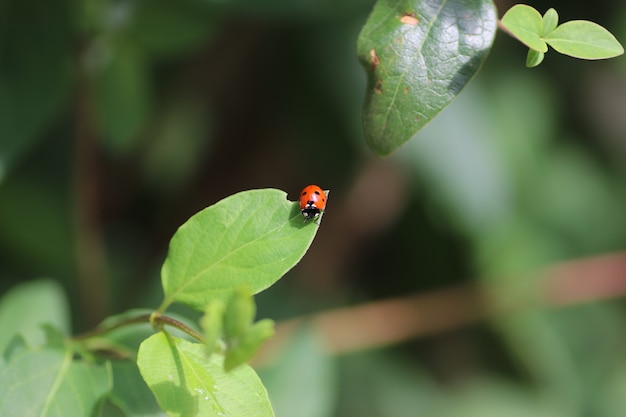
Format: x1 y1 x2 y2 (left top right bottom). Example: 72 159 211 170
369 49 380 71
400 13 419 25
403 87 409 94
374 79 383 94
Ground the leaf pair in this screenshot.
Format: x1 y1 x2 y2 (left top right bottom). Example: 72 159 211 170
500 5 624 67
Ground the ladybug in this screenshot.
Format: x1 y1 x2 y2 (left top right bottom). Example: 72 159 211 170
299 185 328 221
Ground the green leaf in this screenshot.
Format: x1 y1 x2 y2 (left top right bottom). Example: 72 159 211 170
161 189 321 311
0 342 112 417
201 300 225 353
357 0 497 155
223 287 255 340
526 49 545 68
0 280 70 354
544 20 624 59
137 332 274 417
541 8 559 36
500 4 548 52
224 319 274 371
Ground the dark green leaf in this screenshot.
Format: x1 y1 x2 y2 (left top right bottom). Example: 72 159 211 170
108 361 166 417
131 0 217 58
161 189 322 311
137 332 274 417
357 0 497 155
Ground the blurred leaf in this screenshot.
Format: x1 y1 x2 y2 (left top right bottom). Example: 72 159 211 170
109 361 167 417
493 310 583 413
94 40 151 152
0 0 72 176
440 377 568 417
403 82 511 235
544 20 624 59
357 0 497 155
500 5 547 52
137 331 274 417
141 95 213 192
224 319 274 371
0 339 112 417
0 280 70 354
131 0 217 58
201 300 225 353
337 351 438 416
260 327 337 417
223 287 256 340
160 189 322 311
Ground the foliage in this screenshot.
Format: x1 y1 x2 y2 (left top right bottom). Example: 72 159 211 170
356 0 497 155
500 5 624 67
1 0 626 416
0 189 324 416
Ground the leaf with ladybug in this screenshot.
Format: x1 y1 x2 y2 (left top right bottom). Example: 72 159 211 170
159 188 324 312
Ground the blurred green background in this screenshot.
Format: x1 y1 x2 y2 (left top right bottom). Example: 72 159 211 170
2 0 626 415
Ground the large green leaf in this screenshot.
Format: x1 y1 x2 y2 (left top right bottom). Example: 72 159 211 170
161 189 322 311
0 339 112 417
357 0 497 155
137 331 274 417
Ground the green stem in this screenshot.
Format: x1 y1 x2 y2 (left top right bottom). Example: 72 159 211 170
74 312 205 344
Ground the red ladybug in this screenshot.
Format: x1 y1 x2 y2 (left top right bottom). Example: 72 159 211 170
299 185 328 221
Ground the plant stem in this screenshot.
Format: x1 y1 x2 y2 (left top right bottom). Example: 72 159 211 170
74 312 205 344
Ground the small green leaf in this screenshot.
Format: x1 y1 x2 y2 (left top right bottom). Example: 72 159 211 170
201 300 225 353
224 319 275 371
137 331 274 417
544 20 624 59
357 0 497 155
541 8 559 36
526 49 545 68
500 4 548 52
161 189 320 312
0 342 112 417
223 287 255 340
